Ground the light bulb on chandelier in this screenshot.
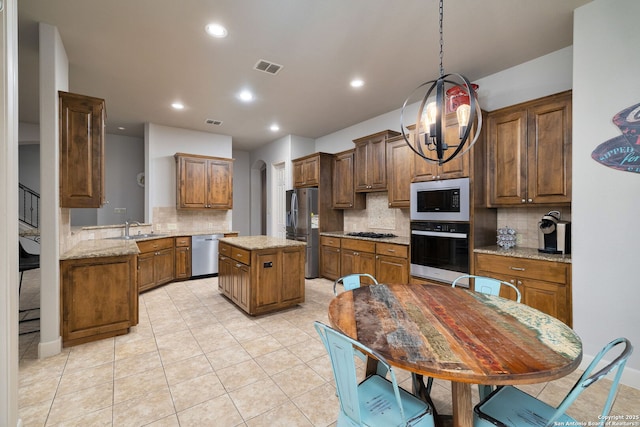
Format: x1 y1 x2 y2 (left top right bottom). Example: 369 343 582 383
400 0 482 165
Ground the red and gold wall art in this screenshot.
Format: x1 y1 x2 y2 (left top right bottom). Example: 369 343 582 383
592 102 640 174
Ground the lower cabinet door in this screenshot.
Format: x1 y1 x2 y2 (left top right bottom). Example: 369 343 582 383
376 255 408 284
137 253 155 292
154 248 175 285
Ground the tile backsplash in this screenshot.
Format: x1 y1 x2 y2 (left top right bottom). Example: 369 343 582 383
497 207 571 249
343 192 410 237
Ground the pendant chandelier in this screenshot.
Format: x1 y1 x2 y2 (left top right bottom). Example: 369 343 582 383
400 0 482 165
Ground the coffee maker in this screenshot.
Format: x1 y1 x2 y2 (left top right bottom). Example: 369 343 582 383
538 210 571 255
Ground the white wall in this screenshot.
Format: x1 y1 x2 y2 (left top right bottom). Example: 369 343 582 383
232 149 251 236
1 0 20 424
145 123 232 223
249 135 293 235
98 134 145 225
38 22 66 359
573 0 640 380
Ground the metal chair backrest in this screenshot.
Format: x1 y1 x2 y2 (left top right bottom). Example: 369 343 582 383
333 273 378 296
314 321 414 425
452 274 521 303
550 337 633 425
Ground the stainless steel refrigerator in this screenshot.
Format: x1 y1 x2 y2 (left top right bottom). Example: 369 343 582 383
286 188 319 278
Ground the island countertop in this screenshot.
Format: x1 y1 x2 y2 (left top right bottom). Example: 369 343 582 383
219 235 306 251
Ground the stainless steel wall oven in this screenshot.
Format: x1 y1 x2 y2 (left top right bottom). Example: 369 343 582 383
410 221 470 284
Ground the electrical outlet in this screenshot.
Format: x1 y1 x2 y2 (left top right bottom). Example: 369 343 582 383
207 223 214 229
114 207 126 214
516 234 523 245
167 223 177 230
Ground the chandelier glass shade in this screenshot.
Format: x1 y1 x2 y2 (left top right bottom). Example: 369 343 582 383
400 0 482 165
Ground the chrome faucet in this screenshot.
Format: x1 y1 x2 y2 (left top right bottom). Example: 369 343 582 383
124 220 141 238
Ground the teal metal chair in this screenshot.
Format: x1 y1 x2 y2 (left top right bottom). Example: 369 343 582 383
314 321 435 427
333 273 378 296
474 337 633 427
452 274 521 303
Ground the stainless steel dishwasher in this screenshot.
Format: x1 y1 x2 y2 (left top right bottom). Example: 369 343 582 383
191 234 223 276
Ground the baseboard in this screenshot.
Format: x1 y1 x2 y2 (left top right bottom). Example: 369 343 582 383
38 336 61 359
579 354 640 390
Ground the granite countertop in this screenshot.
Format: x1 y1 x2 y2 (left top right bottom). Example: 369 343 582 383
60 239 141 260
60 230 238 260
219 235 307 251
320 231 410 246
474 245 572 264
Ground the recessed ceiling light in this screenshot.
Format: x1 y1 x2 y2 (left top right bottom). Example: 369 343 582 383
350 78 365 88
171 102 185 110
117 126 126 131
238 90 254 102
270 124 280 132
205 23 228 38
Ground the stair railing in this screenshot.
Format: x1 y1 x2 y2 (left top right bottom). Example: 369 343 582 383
18 183 40 229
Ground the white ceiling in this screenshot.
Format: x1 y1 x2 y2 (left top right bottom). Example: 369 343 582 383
17 0 590 151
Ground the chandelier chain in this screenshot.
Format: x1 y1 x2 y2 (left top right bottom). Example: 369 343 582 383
438 0 444 77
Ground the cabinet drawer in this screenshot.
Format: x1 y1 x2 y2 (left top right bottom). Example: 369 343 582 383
175 236 191 247
229 246 251 265
341 238 376 253
137 237 174 254
475 253 568 284
320 236 341 248
376 242 408 258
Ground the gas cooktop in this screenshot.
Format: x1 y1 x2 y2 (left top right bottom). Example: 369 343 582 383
346 232 397 239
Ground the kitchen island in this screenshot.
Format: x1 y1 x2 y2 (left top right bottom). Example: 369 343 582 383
218 236 306 315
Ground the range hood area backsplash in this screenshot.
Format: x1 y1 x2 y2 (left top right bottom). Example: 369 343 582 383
343 192 410 236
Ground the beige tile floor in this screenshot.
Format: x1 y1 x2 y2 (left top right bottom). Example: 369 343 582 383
18 269 640 426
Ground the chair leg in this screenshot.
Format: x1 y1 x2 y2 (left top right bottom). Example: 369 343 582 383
478 384 493 401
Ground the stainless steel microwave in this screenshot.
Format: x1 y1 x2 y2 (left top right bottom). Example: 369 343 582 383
410 178 470 222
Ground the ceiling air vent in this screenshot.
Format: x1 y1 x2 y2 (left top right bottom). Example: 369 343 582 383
254 59 283 75
205 119 223 126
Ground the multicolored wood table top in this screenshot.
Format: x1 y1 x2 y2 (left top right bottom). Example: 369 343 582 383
328 284 583 427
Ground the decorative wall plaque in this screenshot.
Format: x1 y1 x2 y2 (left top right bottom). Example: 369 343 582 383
592 102 640 174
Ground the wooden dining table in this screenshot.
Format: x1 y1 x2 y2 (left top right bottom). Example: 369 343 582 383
328 283 582 427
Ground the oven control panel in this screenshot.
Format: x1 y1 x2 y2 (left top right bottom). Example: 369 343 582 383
410 221 470 234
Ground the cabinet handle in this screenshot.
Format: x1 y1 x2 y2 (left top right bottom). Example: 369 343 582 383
509 266 525 271
510 279 515 284
236 263 242 267
517 280 523 285
521 199 526 203
527 198 533 203
387 249 396 253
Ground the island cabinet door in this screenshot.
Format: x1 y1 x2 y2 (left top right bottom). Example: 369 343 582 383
255 251 280 308
281 247 305 303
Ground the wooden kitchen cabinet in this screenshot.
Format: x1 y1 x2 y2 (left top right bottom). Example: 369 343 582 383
137 238 175 292
320 236 342 281
487 91 572 206
332 149 366 209
412 113 471 182
293 154 320 187
218 239 305 315
174 236 191 280
354 130 400 192
386 135 413 208
59 91 106 208
475 252 572 326
340 239 377 283
60 254 137 347
175 153 233 209
375 242 409 284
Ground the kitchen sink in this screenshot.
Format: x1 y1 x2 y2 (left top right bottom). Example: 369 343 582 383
107 233 168 240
